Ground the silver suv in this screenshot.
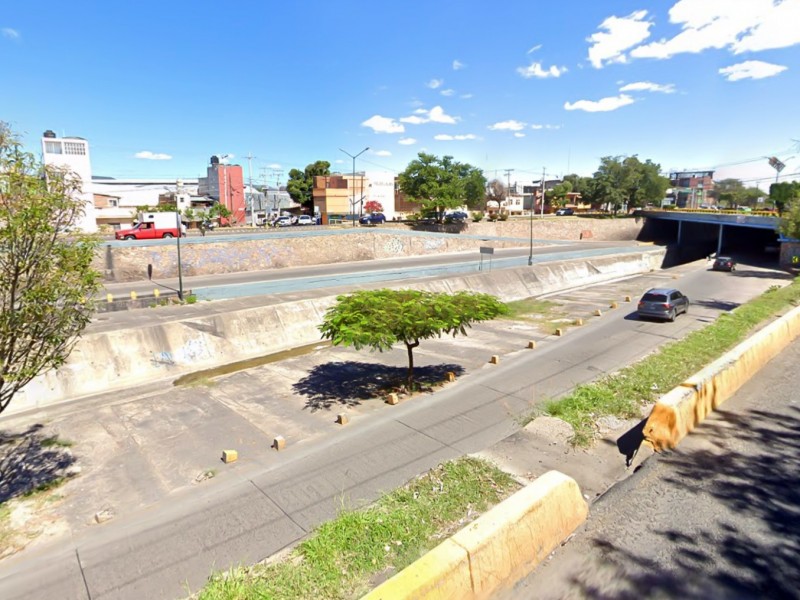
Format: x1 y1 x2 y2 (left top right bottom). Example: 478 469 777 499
637 288 689 322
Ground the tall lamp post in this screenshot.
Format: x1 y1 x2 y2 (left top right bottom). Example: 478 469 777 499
340 147 369 227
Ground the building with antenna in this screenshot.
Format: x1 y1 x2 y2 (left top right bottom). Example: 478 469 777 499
198 156 246 225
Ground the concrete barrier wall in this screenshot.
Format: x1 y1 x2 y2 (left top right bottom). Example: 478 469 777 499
362 470 588 600
97 218 644 282
10 249 664 415
644 304 800 450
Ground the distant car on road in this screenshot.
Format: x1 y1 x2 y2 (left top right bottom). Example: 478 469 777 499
359 212 386 225
712 256 736 272
637 288 690 322
446 211 469 222
296 215 315 226
555 208 575 216
273 216 292 227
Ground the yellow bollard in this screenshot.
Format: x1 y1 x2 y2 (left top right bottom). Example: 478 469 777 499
594 309 602 317
154 289 160 298
130 291 137 300
106 293 113 303
527 340 536 349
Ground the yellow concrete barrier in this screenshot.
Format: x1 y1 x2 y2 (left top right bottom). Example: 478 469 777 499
644 305 800 450
362 470 588 600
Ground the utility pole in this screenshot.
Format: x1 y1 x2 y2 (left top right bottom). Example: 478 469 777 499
504 169 514 212
540 167 546 218
246 153 255 225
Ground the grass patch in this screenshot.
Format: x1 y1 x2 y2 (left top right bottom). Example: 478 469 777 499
22 477 67 498
40 436 74 448
503 298 560 320
0 502 11 551
545 277 800 446
197 457 518 600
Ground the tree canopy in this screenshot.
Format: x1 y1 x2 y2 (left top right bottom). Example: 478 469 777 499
319 289 507 389
592 156 669 213
398 153 486 218
0 123 101 416
770 181 800 214
287 160 331 211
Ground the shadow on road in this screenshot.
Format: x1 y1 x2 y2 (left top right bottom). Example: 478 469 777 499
293 361 465 412
570 406 800 599
0 424 76 503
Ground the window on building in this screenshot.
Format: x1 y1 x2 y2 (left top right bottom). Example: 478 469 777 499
109 199 118 207
63 142 87 155
44 141 62 154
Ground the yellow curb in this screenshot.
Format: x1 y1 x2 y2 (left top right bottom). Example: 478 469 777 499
643 304 800 451
362 470 588 600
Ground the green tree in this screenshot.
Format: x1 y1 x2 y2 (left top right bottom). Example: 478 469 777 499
779 198 800 240
546 181 573 208
592 156 668 213
713 178 745 208
287 160 331 211
0 123 101 416
208 202 232 221
398 153 487 220
319 289 507 390
770 181 800 214
593 156 628 214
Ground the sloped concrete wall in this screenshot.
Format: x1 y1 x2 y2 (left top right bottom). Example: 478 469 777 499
10 249 664 415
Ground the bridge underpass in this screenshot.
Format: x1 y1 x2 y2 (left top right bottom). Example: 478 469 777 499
638 211 783 267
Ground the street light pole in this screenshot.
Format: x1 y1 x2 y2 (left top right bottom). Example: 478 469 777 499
340 147 369 227
174 211 184 300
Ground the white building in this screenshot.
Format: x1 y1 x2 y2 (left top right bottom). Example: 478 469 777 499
40 130 98 232
365 171 396 219
91 178 199 228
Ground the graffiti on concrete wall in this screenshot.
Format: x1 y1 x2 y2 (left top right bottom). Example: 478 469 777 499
150 338 212 368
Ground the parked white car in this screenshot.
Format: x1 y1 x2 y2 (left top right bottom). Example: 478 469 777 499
296 215 315 225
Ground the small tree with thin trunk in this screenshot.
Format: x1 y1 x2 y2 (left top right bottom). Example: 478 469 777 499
319 289 507 390
363 200 383 214
0 123 101 416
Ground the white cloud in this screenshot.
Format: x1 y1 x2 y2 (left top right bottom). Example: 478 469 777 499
361 114 405 134
719 60 788 81
135 150 172 160
630 0 800 60
531 123 562 130
461 93 473 99
373 149 392 156
452 59 465 70
527 44 542 54
517 61 567 78
619 81 676 93
488 120 527 131
400 115 427 124
427 106 458 123
334 159 346 164
400 105 459 125
564 94 635 112
440 89 455 96
434 134 477 141
587 10 652 68
2 27 20 40
268 163 282 169
398 138 417 145
427 78 443 89
514 132 526 138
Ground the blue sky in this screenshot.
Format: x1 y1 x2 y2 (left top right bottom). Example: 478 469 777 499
2 0 799 189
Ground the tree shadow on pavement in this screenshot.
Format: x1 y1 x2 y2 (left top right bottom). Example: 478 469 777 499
567 406 800 599
293 361 465 412
0 424 77 503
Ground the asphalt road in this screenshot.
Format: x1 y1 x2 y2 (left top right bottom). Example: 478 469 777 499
0 260 790 599
103 241 641 301
509 334 800 600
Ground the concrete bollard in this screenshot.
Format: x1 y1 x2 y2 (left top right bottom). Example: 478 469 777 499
610 301 618 309
273 436 286 451
489 355 500 364
130 291 137 300
555 328 564 336
106 293 113 303
527 340 536 349
386 393 399 405
221 449 238 464
445 371 456 382
574 318 583 326
336 413 349 425
625 295 632 302
594 309 602 317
